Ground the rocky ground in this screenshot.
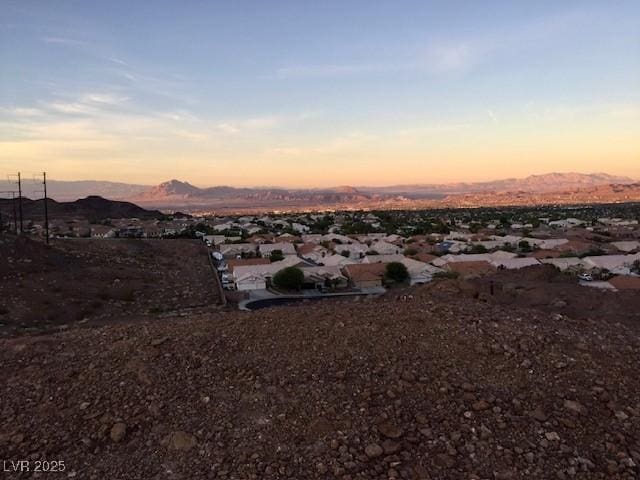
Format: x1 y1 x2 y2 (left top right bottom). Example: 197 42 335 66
0 236 220 335
468 265 640 327
1 287 639 479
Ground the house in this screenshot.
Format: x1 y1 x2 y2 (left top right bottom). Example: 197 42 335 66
538 238 569 250
232 256 308 290
445 261 496 279
296 243 329 263
334 243 367 259
235 273 267 291
291 222 310 234
611 241 640 253
90 224 116 238
301 266 348 289
399 257 443 285
301 234 323 243
531 249 562 259
322 233 354 245
553 240 595 255
319 254 358 267
342 263 388 289
218 243 257 258
225 258 271 274
259 242 297 258
582 254 640 274
411 252 438 263
549 218 585 228
275 233 299 243
490 257 540 270
540 257 585 271
368 240 402 255
203 235 227 245
432 251 517 267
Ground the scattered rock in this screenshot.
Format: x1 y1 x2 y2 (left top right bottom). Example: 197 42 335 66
109 423 127 443
163 431 197 451
378 421 404 439
563 400 586 415
364 443 384 459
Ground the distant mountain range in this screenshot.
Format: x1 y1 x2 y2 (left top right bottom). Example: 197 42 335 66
362 172 636 197
0 172 637 211
131 179 380 207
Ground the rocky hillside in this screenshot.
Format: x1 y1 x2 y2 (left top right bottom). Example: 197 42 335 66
1 289 638 479
0 195 163 221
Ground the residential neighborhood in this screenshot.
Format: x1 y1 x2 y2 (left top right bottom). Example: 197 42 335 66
6 202 639 306
196 205 640 306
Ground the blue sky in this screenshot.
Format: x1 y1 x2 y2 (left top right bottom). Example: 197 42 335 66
1 0 639 186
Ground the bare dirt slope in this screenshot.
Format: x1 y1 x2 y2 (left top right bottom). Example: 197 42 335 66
1 292 638 479
0 236 219 335
465 265 640 326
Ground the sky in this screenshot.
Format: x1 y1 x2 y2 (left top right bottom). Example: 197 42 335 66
1 0 639 187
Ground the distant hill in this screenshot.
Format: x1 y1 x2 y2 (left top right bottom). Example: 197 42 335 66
0 196 163 222
0 179 150 202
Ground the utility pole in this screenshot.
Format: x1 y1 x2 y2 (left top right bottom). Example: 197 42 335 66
30 172 50 244
43 172 49 244
17 172 23 234
12 192 17 234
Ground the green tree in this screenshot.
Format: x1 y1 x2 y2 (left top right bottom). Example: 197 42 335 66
273 267 304 291
385 262 409 283
468 244 488 254
518 240 532 252
269 249 284 262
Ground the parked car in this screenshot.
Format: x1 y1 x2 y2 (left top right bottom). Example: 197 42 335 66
578 273 593 282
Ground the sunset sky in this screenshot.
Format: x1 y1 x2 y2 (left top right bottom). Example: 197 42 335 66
1 0 639 187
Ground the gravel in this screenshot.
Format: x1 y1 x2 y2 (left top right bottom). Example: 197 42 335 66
1 285 639 479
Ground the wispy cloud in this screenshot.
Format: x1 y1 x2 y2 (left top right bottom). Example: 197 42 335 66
41 36 89 47
41 91 129 116
272 8 599 80
214 111 321 135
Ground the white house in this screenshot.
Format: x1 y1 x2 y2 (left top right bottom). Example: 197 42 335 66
362 255 442 284
582 254 640 274
291 222 310 234
368 240 402 255
232 256 308 290
219 243 257 258
334 243 368 259
319 254 359 267
611 241 640 253
540 257 585 271
259 242 297 258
